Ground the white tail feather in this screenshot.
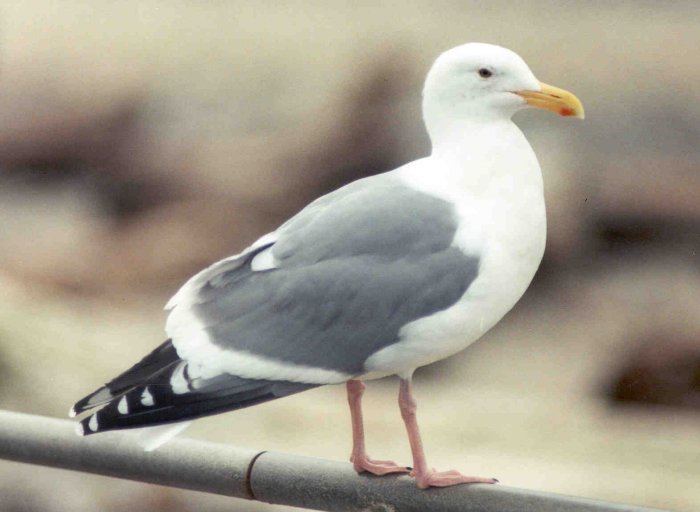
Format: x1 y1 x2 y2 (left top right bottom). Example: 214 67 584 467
136 421 192 451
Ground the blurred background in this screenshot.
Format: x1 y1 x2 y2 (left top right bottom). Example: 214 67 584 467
0 1 698 511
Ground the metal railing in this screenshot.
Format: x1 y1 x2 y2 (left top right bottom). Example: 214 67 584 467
0 410 665 512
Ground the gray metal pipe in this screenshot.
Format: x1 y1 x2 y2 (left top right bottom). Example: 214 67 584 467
0 410 665 512
0 410 258 498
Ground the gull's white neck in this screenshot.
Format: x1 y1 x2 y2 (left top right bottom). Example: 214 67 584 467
429 117 521 155
404 117 544 203
397 112 547 292
380 114 548 376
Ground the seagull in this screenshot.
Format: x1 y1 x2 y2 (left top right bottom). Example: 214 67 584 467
70 42 583 488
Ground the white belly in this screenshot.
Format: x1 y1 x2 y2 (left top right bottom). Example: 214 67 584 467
364 153 546 378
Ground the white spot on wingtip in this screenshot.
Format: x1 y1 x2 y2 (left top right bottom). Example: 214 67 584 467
88 414 98 432
165 231 277 310
250 247 277 271
68 406 77 418
118 396 129 414
170 363 189 395
141 387 154 406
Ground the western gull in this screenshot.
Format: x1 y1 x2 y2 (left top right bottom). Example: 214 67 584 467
70 42 583 488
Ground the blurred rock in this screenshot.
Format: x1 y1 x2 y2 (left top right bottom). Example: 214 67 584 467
608 334 700 410
0 54 412 295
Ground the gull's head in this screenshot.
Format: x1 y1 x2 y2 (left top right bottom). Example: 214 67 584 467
423 43 584 129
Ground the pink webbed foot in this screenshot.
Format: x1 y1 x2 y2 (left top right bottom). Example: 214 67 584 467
412 468 498 489
350 454 411 476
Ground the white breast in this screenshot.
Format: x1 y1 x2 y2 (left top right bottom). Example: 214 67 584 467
364 124 547 378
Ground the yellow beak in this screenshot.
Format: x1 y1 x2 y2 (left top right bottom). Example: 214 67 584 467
516 81 585 119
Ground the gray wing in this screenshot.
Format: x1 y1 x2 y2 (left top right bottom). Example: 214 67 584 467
166 174 479 382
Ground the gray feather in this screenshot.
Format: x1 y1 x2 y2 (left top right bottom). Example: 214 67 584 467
185 175 479 376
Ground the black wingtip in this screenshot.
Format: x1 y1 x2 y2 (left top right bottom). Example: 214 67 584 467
70 339 180 418
70 387 115 417
78 372 319 434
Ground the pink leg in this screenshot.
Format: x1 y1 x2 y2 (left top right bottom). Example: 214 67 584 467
398 378 498 489
347 380 409 476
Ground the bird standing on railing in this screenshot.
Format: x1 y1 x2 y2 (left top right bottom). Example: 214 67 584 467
70 42 583 489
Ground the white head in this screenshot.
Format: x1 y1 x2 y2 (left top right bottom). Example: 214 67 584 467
422 43 583 141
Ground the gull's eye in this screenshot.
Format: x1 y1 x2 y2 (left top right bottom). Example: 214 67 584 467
478 68 493 78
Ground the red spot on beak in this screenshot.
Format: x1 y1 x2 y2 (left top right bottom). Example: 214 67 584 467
560 107 575 116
